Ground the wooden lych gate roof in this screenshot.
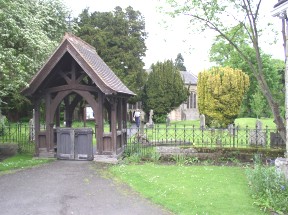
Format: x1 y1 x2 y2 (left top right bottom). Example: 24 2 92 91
274 0 288 8
22 33 135 97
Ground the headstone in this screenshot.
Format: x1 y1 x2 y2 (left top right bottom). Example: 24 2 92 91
146 109 154 128
166 116 171 126
227 124 234 135
200 114 205 129
256 119 262 130
149 109 154 124
270 132 285 148
249 120 266 146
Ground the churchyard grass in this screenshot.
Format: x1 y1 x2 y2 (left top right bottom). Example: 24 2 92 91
0 154 53 173
109 163 266 215
234 118 276 129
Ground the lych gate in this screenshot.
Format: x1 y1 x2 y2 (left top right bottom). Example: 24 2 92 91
22 33 135 160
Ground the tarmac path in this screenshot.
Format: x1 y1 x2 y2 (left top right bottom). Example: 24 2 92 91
0 161 172 215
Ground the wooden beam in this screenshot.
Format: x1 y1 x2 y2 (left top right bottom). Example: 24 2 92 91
45 84 98 94
59 71 72 84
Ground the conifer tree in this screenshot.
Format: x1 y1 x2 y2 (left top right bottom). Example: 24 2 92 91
143 60 188 122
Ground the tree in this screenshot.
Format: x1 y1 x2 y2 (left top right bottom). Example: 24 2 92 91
175 53 187 71
76 6 148 101
164 0 286 141
250 87 266 119
0 0 70 120
198 67 249 127
209 27 285 117
142 60 188 122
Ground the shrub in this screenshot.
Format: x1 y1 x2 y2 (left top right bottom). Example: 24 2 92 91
246 154 288 214
0 114 7 136
198 67 249 128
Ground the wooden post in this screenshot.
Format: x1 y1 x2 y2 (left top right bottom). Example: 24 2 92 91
34 99 40 156
55 106 60 127
118 98 123 150
111 98 117 154
45 93 52 151
96 93 104 154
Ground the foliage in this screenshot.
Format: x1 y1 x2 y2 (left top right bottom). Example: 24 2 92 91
152 113 167 123
122 144 160 164
0 154 53 173
142 60 188 120
0 112 7 135
76 6 148 101
0 0 71 119
246 155 288 214
198 66 249 127
163 0 286 141
174 53 186 71
209 27 285 118
109 163 263 215
172 154 200 165
251 88 266 119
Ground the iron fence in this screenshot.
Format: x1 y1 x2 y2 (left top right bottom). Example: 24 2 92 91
0 123 35 154
0 123 285 156
125 124 285 153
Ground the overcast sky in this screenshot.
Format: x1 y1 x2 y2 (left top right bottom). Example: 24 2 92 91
63 0 284 74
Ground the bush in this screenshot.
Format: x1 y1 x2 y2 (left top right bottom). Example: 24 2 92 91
0 114 7 136
153 114 167 123
246 154 288 214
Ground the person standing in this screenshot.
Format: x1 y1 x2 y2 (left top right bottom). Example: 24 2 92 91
133 109 141 128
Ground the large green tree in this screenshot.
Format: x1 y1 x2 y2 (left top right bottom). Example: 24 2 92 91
0 0 70 119
175 53 187 71
164 0 287 141
142 60 188 122
198 67 250 127
76 6 148 101
209 27 285 118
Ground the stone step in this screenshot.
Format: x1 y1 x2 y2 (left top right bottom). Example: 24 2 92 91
38 148 55 158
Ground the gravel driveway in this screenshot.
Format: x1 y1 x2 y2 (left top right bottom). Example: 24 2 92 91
0 161 172 215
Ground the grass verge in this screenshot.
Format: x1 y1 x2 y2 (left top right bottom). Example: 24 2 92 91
0 154 54 173
109 163 267 215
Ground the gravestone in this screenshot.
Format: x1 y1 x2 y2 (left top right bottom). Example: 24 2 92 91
166 116 171 127
256 119 262 130
200 114 205 129
227 124 234 135
146 109 154 128
270 132 285 148
249 120 266 146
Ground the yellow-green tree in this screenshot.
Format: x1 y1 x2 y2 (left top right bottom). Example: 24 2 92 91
198 67 249 128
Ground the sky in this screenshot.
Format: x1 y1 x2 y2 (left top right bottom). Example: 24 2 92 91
63 0 284 74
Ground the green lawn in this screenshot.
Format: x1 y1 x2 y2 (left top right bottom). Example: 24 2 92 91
0 154 53 173
168 118 276 129
235 118 276 129
109 163 266 215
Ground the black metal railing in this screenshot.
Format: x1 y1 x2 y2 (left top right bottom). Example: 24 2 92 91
0 123 285 155
0 123 35 154
125 124 285 152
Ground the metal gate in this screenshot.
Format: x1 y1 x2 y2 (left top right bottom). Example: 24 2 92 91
56 128 93 161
